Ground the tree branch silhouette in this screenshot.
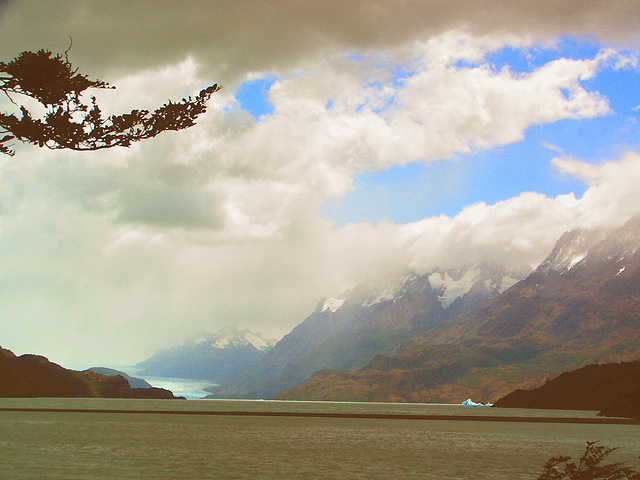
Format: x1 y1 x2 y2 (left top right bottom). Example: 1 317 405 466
0 49 221 156
537 442 640 480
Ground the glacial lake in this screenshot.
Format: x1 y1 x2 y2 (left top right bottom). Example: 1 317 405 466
108 367 217 399
1 398 639 479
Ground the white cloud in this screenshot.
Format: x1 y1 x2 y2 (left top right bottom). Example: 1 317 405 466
552 152 640 229
4 150 640 367
170 40 618 240
1 14 640 368
541 142 566 155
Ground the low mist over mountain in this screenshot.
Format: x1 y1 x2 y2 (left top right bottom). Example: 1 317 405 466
209 264 524 399
136 327 276 382
276 216 640 403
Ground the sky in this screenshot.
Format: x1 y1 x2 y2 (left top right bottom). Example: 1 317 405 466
1 0 640 368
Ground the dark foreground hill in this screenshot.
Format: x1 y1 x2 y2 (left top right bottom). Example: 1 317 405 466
0 346 176 399
493 361 640 419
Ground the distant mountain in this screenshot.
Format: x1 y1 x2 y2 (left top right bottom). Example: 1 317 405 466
209 264 524 399
136 327 276 382
493 361 640 419
276 216 640 404
87 367 153 389
0 346 175 399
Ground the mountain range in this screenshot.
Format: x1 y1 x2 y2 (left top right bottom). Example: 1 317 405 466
5 216 640 403
209 263 525 399
273 216 640 403
135 327 276 382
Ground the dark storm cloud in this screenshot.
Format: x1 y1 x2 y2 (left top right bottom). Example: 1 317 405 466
1 0 638 83
116 184 223 228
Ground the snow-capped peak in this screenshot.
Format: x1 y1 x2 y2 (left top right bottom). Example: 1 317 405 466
211 336 232 349
243 331 275 350
428 269 479 308
322 297 346 313
535 216 640 276
181 327 276 352
427 266 522 308
584 215 640 265
360 273 421 308
317 266 526 316
536 229 607 275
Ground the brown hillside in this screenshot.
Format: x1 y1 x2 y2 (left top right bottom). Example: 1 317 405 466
493 361 640 419
0 346 176 399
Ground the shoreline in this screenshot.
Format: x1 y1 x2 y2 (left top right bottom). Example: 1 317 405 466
1 407 638 425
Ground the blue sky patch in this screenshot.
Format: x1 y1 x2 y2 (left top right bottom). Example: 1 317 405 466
455 36 602 74
317 38 640 226
231 40 639 227
235 76 278 119
319 126 592 227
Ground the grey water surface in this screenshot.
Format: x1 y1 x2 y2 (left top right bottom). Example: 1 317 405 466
1 398 639 479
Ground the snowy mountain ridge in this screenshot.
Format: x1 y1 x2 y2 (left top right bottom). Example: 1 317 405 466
136 326 277 381
535 228 608 275
584 216 640 266
275 215 640 404
534 216 640 278
320 265 524 315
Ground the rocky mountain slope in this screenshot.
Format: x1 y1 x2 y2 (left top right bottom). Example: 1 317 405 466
0 346 176 398
210 264 523 399
276 216 640 403
136 327 276 382
493 361 640 419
